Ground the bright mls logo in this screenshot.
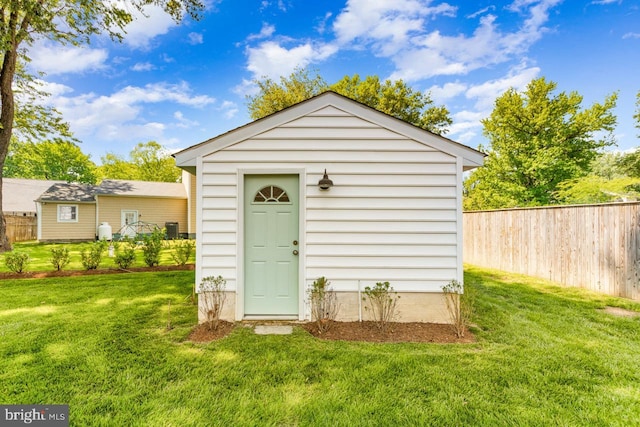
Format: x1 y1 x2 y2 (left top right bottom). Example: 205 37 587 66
1 405 68 426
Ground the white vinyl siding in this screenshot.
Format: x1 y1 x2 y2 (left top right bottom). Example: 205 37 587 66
197 106 461 293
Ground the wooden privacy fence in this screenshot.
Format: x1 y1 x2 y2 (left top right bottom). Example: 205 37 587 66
5 215 37 244
463 203 640 300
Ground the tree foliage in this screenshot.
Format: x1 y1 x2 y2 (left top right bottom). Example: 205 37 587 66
331 74 452 135
246 68 452 135
464 78 618 210
5 140 97 183
0 0 203 250
98 141 181 182
554 175 640 204
247 68 327 120
548 150 640 205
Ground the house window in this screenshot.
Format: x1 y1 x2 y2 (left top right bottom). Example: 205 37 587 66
253 186 290 203
57 205 78 222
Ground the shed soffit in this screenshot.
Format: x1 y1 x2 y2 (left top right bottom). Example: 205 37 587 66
173 91 486 170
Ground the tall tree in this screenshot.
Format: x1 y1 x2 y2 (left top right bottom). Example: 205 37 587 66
247 68 328 120
247 68 452 135
330 74 452 135
5 140 97 183
98 141 181 182
464 77 617 210
0 0 203 251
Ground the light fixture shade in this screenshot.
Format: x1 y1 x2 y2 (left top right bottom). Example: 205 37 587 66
318 169 333 190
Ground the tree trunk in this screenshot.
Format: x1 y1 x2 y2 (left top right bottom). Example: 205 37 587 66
0 38 19 252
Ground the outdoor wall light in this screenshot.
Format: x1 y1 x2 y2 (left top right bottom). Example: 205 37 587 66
318 169 334 190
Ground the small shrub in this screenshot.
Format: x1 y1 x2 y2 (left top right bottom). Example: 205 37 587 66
80 240 108 270
441 279 475 338
141 228 165 267
363 281 400 331
171 239 195 266
4 251 29 273
308 276 339 333
199 275 227 331
50 246 70 271
114 237 136 269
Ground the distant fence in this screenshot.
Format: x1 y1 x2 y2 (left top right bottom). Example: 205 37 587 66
463 203 640 300
6 214 37 244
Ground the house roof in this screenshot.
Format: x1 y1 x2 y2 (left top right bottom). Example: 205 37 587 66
3 178 65 213
35 179 187 203
95 180 187 199
174 91 486 172
37 183 96 203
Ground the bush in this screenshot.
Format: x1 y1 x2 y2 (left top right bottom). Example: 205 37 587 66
114 238 136 269
441 279 475 338
50 246 70 271
363 281 400 331
308 276 339 333
141 228 164 267
80 240 108 270
199 276 227 331
171 239 195 266
4 251 29 273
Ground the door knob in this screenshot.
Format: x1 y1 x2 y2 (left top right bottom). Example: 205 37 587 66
293 240 298 245
293 250 299 255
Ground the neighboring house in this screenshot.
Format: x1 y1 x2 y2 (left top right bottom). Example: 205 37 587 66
174 92 485 324
2 178 63 216
36 178 191 242
3 178 63 243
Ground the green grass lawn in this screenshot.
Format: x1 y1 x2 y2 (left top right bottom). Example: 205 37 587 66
0 241 195 273
1 267 639 426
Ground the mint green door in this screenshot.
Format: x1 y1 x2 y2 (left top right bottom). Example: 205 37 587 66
244 175 299 316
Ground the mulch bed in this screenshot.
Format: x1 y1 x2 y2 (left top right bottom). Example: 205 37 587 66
0 264 194 280
187 320 475 344
301 321 475 343
188 321 237 342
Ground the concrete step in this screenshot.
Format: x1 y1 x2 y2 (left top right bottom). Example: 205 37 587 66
253 325 294 335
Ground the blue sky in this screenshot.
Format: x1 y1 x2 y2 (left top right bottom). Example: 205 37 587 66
27 0 640 163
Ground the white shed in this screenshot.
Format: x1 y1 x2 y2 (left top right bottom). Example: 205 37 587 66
174 92 484 323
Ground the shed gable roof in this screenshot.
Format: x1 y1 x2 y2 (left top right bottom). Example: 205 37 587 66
174 91 485 171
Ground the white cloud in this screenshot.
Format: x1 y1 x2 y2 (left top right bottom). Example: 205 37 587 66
29 42 108 75
120 4 177 49
174 111 199 128
36 80 74 97
427 82 467 103
623 32 640 39
248 23 276 41
188 32 204 45
333 0 457 48
240 0 561 86
132 62 155 72
48 81 215 142
329 0 561 82
465 66 540 111
218 100 239 119
245 40 338 80
232 78 259 97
